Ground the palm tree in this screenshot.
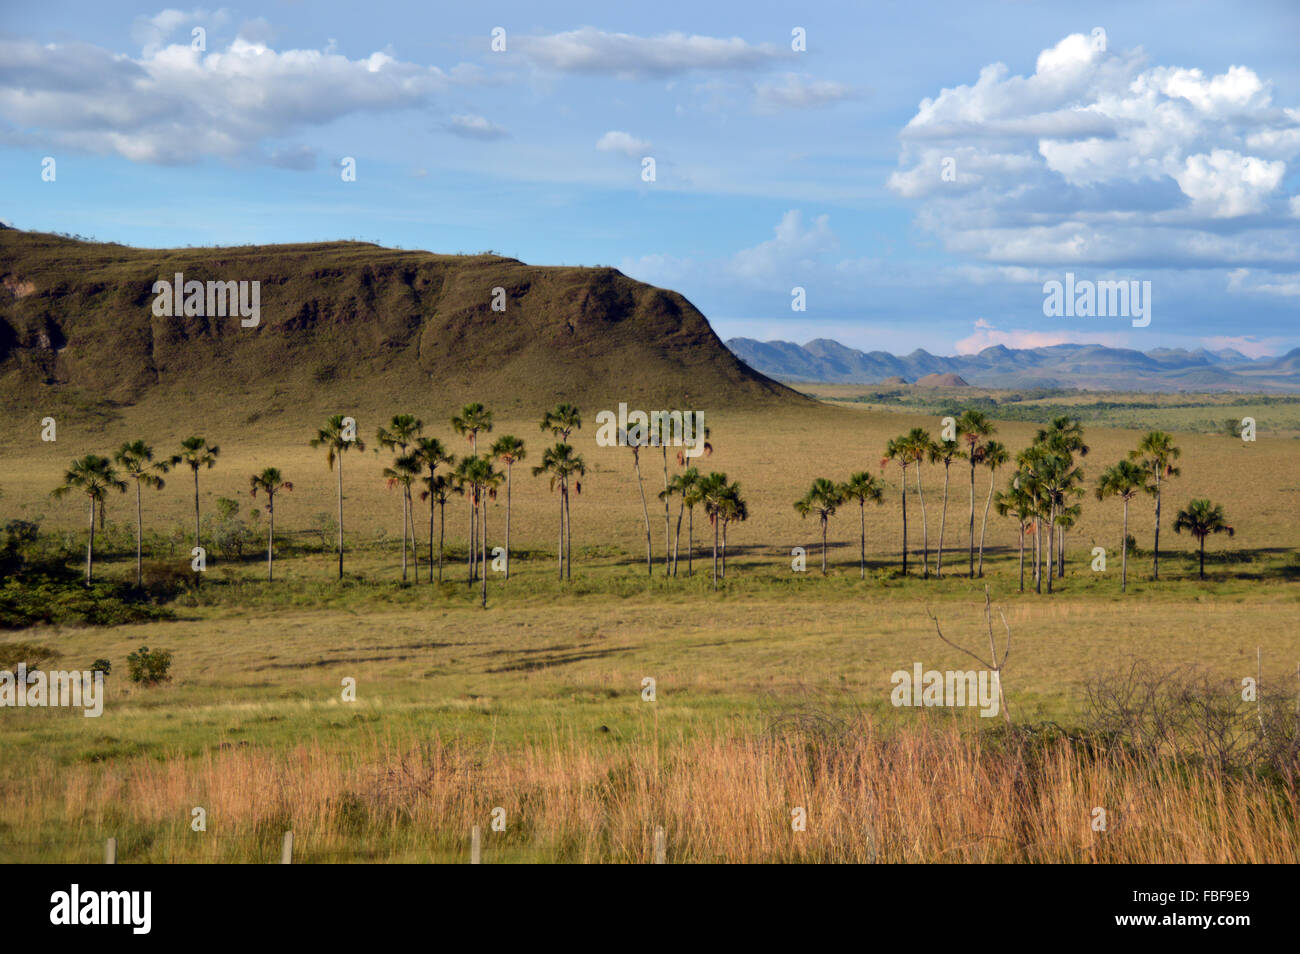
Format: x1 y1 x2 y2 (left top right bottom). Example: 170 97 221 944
839 471 884 580
115 440 173 587
249 467 293 582
310 415 365 579
623 429 654 577
540 406 583 579
659 419 711 571
177 436 220 557
882 436 914 576
717 481 748 580
1029 448 1080 594
419 471 454 582
956 410 994 577
451 404 494 581
698 472 730 590
1130 431 1181 581
660 466 700 577
382 453 422 582
1038 417 1089 578
903 428 936 579
52 455 126 583
459 455 502 607
490 435 526 581
1095 460 1148 592
1174 499 1234 580
376 415 424 582
679 469 704 577
928 437 966 578
794 478 843 574
976 440 1009 577
533 443 585 580
1013 448 1049 593
995 482 1036 593
413 438 451 582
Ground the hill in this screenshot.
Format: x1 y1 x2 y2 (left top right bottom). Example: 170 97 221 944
0 228 803 421
914 372 969 388
726 337 1300 392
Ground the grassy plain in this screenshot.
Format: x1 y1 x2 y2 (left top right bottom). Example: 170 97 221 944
0 387 1296 862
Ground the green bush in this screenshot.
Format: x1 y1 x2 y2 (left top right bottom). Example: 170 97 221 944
126 645 172 686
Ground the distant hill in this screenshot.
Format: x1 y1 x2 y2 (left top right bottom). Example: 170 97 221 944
727 336 1300 392
0 228 805 420
914 372 969 388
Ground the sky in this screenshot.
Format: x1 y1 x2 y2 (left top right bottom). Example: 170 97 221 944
2 0 1298 357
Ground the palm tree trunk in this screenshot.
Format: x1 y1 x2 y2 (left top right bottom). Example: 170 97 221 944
821 516 828 574
193 469 200 552
267 496 275 582
968 458 976 577
859 502 866 580
1199 536 1206 580
481 498 488 608
467 495 475 585
1153 477 1162 581
564 482 572 580
688 506 694 576
400 488 408 581
977 470 995 577
914 464 929 579
937 466 950 578
135 481 143 587
661 447 671 571
336 457 344 580
409 488 419 584
86 496 95 584
1046 505 1055 594
428 495 435 583
634 455 652 577
437 501 446 582
672 500 684 577
1058 526 1065 579
900 470 909 577
557 489 564 581
712 517 719 591
1033 518 1041 594
1121 500 1129 593
504 464 513 581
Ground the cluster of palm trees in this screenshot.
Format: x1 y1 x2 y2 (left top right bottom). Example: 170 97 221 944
48 407 1235 595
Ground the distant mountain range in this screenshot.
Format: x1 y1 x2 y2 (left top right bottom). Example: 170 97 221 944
725 337 1300 392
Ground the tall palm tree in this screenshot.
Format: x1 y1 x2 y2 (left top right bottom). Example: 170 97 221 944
115 440 173 587
419 471 454 583
903 428 936 579
52 455 127 584
452 404 493 581
413 438 451 582
660 466 700 577
459 455 502 607
794 478 843 575
956 410 994 578
995 482 1036 593
839 471 884 580
540 406 582 580
490 435 526 581
623 429 654 577
928 437 965 578
376 415 424 582
882 436 914 576
249 467 293 582
1038 417 1089 578
382 453 422 582
659 419 712 571
1174 499 1234 580
680 469 704 577
1013 448 1049 593
310 415 365 579
698 472 730 590
717 480 748 580
177 436 220 558
1130 431 1181 581
976 440 1009 577
1095 460 1148 593
533 443 585 580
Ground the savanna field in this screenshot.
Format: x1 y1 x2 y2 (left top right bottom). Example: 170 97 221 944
1 388 1298 862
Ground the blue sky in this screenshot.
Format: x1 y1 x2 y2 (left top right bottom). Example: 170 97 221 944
2 0 1298 356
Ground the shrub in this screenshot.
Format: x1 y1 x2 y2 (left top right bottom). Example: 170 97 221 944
126 645 172 686
90 658 112 679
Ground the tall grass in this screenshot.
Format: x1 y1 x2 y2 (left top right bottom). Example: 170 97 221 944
2 719 1295 863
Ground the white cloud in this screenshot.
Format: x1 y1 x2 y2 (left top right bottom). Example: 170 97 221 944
954 319 1127 354
516 28 785 78
754 73 856 112
1199 335 1289 358
0 34 473 165
596 130 651 158
446 113 508 139
888 32 1300 273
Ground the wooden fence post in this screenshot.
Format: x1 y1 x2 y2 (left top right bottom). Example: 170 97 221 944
653 826 666 864
104 837 116 864
470 825 481 864
281 830 293 864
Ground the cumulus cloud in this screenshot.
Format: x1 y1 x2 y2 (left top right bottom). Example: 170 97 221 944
888 32 1300 273
516 27 785 78
446 113 508 139
0 33 472 165
596 130 652 158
